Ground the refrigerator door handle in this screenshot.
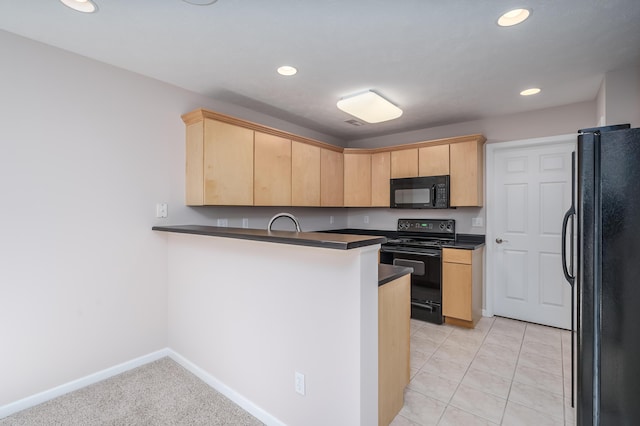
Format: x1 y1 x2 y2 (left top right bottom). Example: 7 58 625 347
561 206 576 286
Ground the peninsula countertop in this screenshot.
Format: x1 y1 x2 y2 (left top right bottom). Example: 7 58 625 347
152 225 387 250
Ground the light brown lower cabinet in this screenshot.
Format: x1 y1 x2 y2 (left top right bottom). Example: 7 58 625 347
378 274 410 426
442 247 483 328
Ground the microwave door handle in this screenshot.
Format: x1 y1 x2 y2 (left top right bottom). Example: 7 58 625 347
432 185 437 207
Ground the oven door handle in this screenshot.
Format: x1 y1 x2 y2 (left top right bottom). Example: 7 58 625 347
381 248 441 257
411 301 435 311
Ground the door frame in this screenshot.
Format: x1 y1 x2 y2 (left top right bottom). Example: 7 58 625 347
484 133 576 318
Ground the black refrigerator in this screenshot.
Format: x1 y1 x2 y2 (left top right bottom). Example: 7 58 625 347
562 123 640 425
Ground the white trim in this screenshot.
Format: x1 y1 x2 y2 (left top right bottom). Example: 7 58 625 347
0 349 169 419
1 348 284 425
485 133 576 319
167 349 286 426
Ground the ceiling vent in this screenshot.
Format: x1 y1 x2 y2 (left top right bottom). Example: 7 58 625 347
344 119 365 126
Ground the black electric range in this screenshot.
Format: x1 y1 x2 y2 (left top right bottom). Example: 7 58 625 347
379 218 456 324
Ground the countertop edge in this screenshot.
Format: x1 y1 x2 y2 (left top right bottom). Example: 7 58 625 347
152 225 387 250
378 264 413 286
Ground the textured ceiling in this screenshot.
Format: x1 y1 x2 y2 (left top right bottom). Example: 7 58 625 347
1 0 639 141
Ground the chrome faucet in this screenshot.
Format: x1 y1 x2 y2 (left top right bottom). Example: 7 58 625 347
268 212 302 232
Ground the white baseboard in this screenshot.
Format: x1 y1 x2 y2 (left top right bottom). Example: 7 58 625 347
167 349 285 426
0 348 169 420
1 348 284 426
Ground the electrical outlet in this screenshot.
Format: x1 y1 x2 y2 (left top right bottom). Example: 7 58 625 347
155 203 168 218
364 215 369 224
295 372 305 396
242 218 249 228
472 217 483 227
217 218 228 227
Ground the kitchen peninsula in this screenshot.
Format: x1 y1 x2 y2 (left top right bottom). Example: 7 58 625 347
153 225 410 426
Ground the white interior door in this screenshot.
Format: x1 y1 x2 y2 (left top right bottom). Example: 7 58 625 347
490 138 575 329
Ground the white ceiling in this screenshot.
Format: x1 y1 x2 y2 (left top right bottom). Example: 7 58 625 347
1 0 639 141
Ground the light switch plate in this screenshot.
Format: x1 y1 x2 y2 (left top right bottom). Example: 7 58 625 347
472 217 483 227
155 203 168 218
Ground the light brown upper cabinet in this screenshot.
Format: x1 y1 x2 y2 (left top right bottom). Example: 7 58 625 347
321 148 344 207
450 139 484 207
254 132 292 206
371 152 391 207
185 118 254 206
183 108 485 209
419 144 450 176
292 141 320 206
344 152 372 207
390 149 419 178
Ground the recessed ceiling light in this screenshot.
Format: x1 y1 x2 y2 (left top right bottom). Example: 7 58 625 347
520 88 541 96
277 66 298 76
182 0 218 5
60 0 97 13
497 8 531 27
337 91 403 124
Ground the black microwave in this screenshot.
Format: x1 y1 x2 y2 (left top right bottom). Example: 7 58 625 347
390 176 450 209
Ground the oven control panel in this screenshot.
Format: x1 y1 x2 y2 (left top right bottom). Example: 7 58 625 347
397 219 455 235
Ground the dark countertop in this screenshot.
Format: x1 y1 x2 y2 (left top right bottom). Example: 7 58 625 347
378 264 412 286
152 225 387 250
319 228 485 249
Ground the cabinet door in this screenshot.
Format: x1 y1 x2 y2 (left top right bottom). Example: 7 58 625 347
371 152 391 207
292 141 320 206
450 140 484 207
320 149 344 207
442 261 472 321
203 119 254 206
254 132 291 206
419 144 450 176
344 153 371 207
391 149 418 178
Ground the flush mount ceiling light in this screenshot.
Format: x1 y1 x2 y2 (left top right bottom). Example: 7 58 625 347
520 87 541 96
497 8 531 26
60 0 97 13
277 65 298 76
182 0 218 4
337 91 403 124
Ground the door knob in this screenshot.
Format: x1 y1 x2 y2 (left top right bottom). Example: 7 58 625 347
496 237 509 244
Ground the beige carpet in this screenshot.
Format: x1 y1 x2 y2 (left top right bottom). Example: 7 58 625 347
0 357 263 425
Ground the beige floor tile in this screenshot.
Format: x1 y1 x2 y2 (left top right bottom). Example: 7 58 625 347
390 414 423 426
469 351 517 379
484 331 523 351
525 323 562 339
446 329 486 348
517 350 563 377
449 384 506 424
407 370 460 404
513 364 564 395
461 368 512 399
410 367 420 380
521 339 562 360
411 348 432 370
411 320 425 336
411 333 440 357
491 317 526 339
438 405 498 426
474 316 496 331
432 340 477 366
508 380 564 420
476 341 520 365
413 325 452 345
399 389 447 426
421 356 469 382
502 400 564 426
